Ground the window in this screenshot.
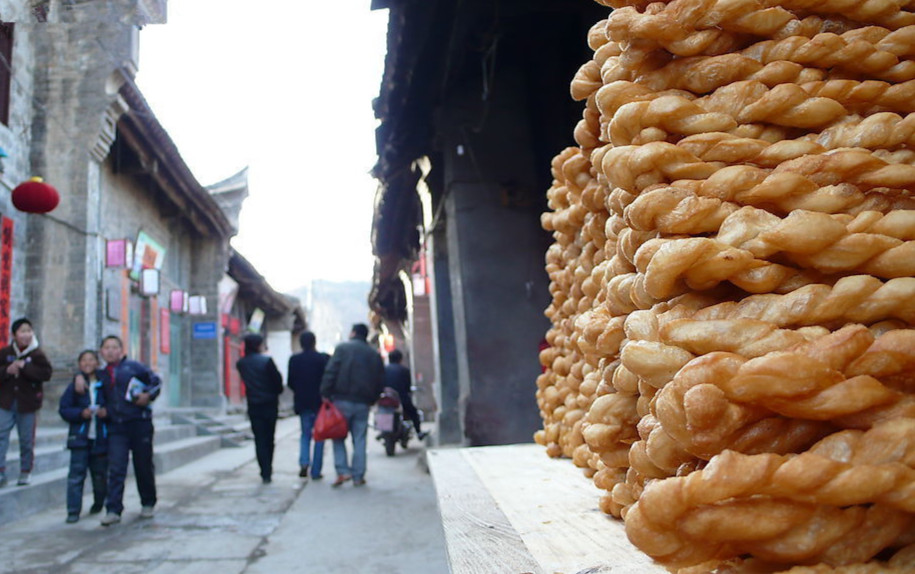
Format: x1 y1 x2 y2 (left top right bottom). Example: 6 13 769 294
0 24 12 126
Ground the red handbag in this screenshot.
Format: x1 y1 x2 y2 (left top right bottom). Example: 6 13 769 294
313 399 348 440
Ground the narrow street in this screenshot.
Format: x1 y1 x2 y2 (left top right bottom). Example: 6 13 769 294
0 417 449 574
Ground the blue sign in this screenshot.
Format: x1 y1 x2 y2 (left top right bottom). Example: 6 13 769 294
192 322 218 340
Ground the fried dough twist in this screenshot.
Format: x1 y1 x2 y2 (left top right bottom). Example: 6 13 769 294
715 206 915 276
661 324 915 420
742 28 915 82
597 143 915 215
607 4 856 57
626 418 915 567
687 275 915 326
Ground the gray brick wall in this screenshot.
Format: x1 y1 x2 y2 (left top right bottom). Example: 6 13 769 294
24 22 135 419
0 22 37 327
188 239 228 408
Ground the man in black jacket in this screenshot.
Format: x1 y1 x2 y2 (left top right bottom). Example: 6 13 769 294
98 335 161 526
236 334 284 484
287 331 329 479
384 349 427 441
320 324 384 487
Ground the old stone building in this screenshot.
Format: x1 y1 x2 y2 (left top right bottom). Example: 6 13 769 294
369 1 607 446
0 1 297 418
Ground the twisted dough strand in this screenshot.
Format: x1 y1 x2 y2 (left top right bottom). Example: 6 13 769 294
742 28 915 82
603 28 915 94
626 419 915 566
687 275 915 326
705 79 915 124
658 324 913 420
807 111 915 148
797 78 915 113
606 4 856 57
603 53 827 95
610 96 915 150
624 187 740 234
653 353 834 459
776 0 915 29
598 80 854 131
714 206 915 277
626 184 915 242
635 236 824 297
675 126 915 168
596 143 915 213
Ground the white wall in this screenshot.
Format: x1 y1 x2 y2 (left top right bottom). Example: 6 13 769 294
266 330 291 382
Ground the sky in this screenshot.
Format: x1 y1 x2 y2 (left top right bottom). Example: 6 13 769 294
135 2 389 292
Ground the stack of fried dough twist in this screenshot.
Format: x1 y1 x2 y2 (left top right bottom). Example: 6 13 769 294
536 0 915 571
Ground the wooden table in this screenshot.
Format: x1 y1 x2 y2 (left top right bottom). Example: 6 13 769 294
427 443 668 574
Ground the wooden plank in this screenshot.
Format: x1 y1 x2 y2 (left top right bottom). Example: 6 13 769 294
427 448 543 574
462 444 667 574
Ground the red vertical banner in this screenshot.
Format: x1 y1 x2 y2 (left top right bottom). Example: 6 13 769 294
120 271 129 356
160 308 170 354
0 217 13 345
150 297 159 367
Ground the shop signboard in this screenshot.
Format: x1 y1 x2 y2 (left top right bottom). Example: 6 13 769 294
192 321 217 340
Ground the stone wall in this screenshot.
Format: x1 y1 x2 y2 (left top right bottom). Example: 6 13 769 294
26 0 166 24
26 23 135 384
434 69 552 446
0 22 36 327
188 238 228 408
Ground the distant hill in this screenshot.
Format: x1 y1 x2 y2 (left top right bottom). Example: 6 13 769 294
290 280 372 353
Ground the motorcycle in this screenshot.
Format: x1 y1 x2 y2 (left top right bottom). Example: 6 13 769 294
374 387 415 456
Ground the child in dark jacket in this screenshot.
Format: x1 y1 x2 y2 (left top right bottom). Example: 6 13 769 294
58 350 108 524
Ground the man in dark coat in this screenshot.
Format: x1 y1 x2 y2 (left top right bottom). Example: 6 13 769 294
287 331 330 480
384 349 427 440
321 323 384 487
236 333 284 484
0 317 53 487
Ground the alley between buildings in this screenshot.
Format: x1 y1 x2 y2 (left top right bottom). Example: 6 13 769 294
0 417 449 574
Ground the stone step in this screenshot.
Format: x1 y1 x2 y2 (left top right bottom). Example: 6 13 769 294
0 434 222 525
153 435 221 473
170 412 253 448
219 431 250 448
9 414 195 449
1 444 70 480
10 425 68 450
3 422 199 477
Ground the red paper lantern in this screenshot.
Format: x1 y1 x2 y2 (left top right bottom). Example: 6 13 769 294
11 177 60 213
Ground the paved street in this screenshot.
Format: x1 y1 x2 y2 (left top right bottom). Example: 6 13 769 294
0 417 449 574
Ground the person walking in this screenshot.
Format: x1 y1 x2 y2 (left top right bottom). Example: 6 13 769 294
287 331 329 480
98 335 161 526
59 350 108 523
0 317 53 487
320 323 384 488
236 333 284 484
384 349 427 441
